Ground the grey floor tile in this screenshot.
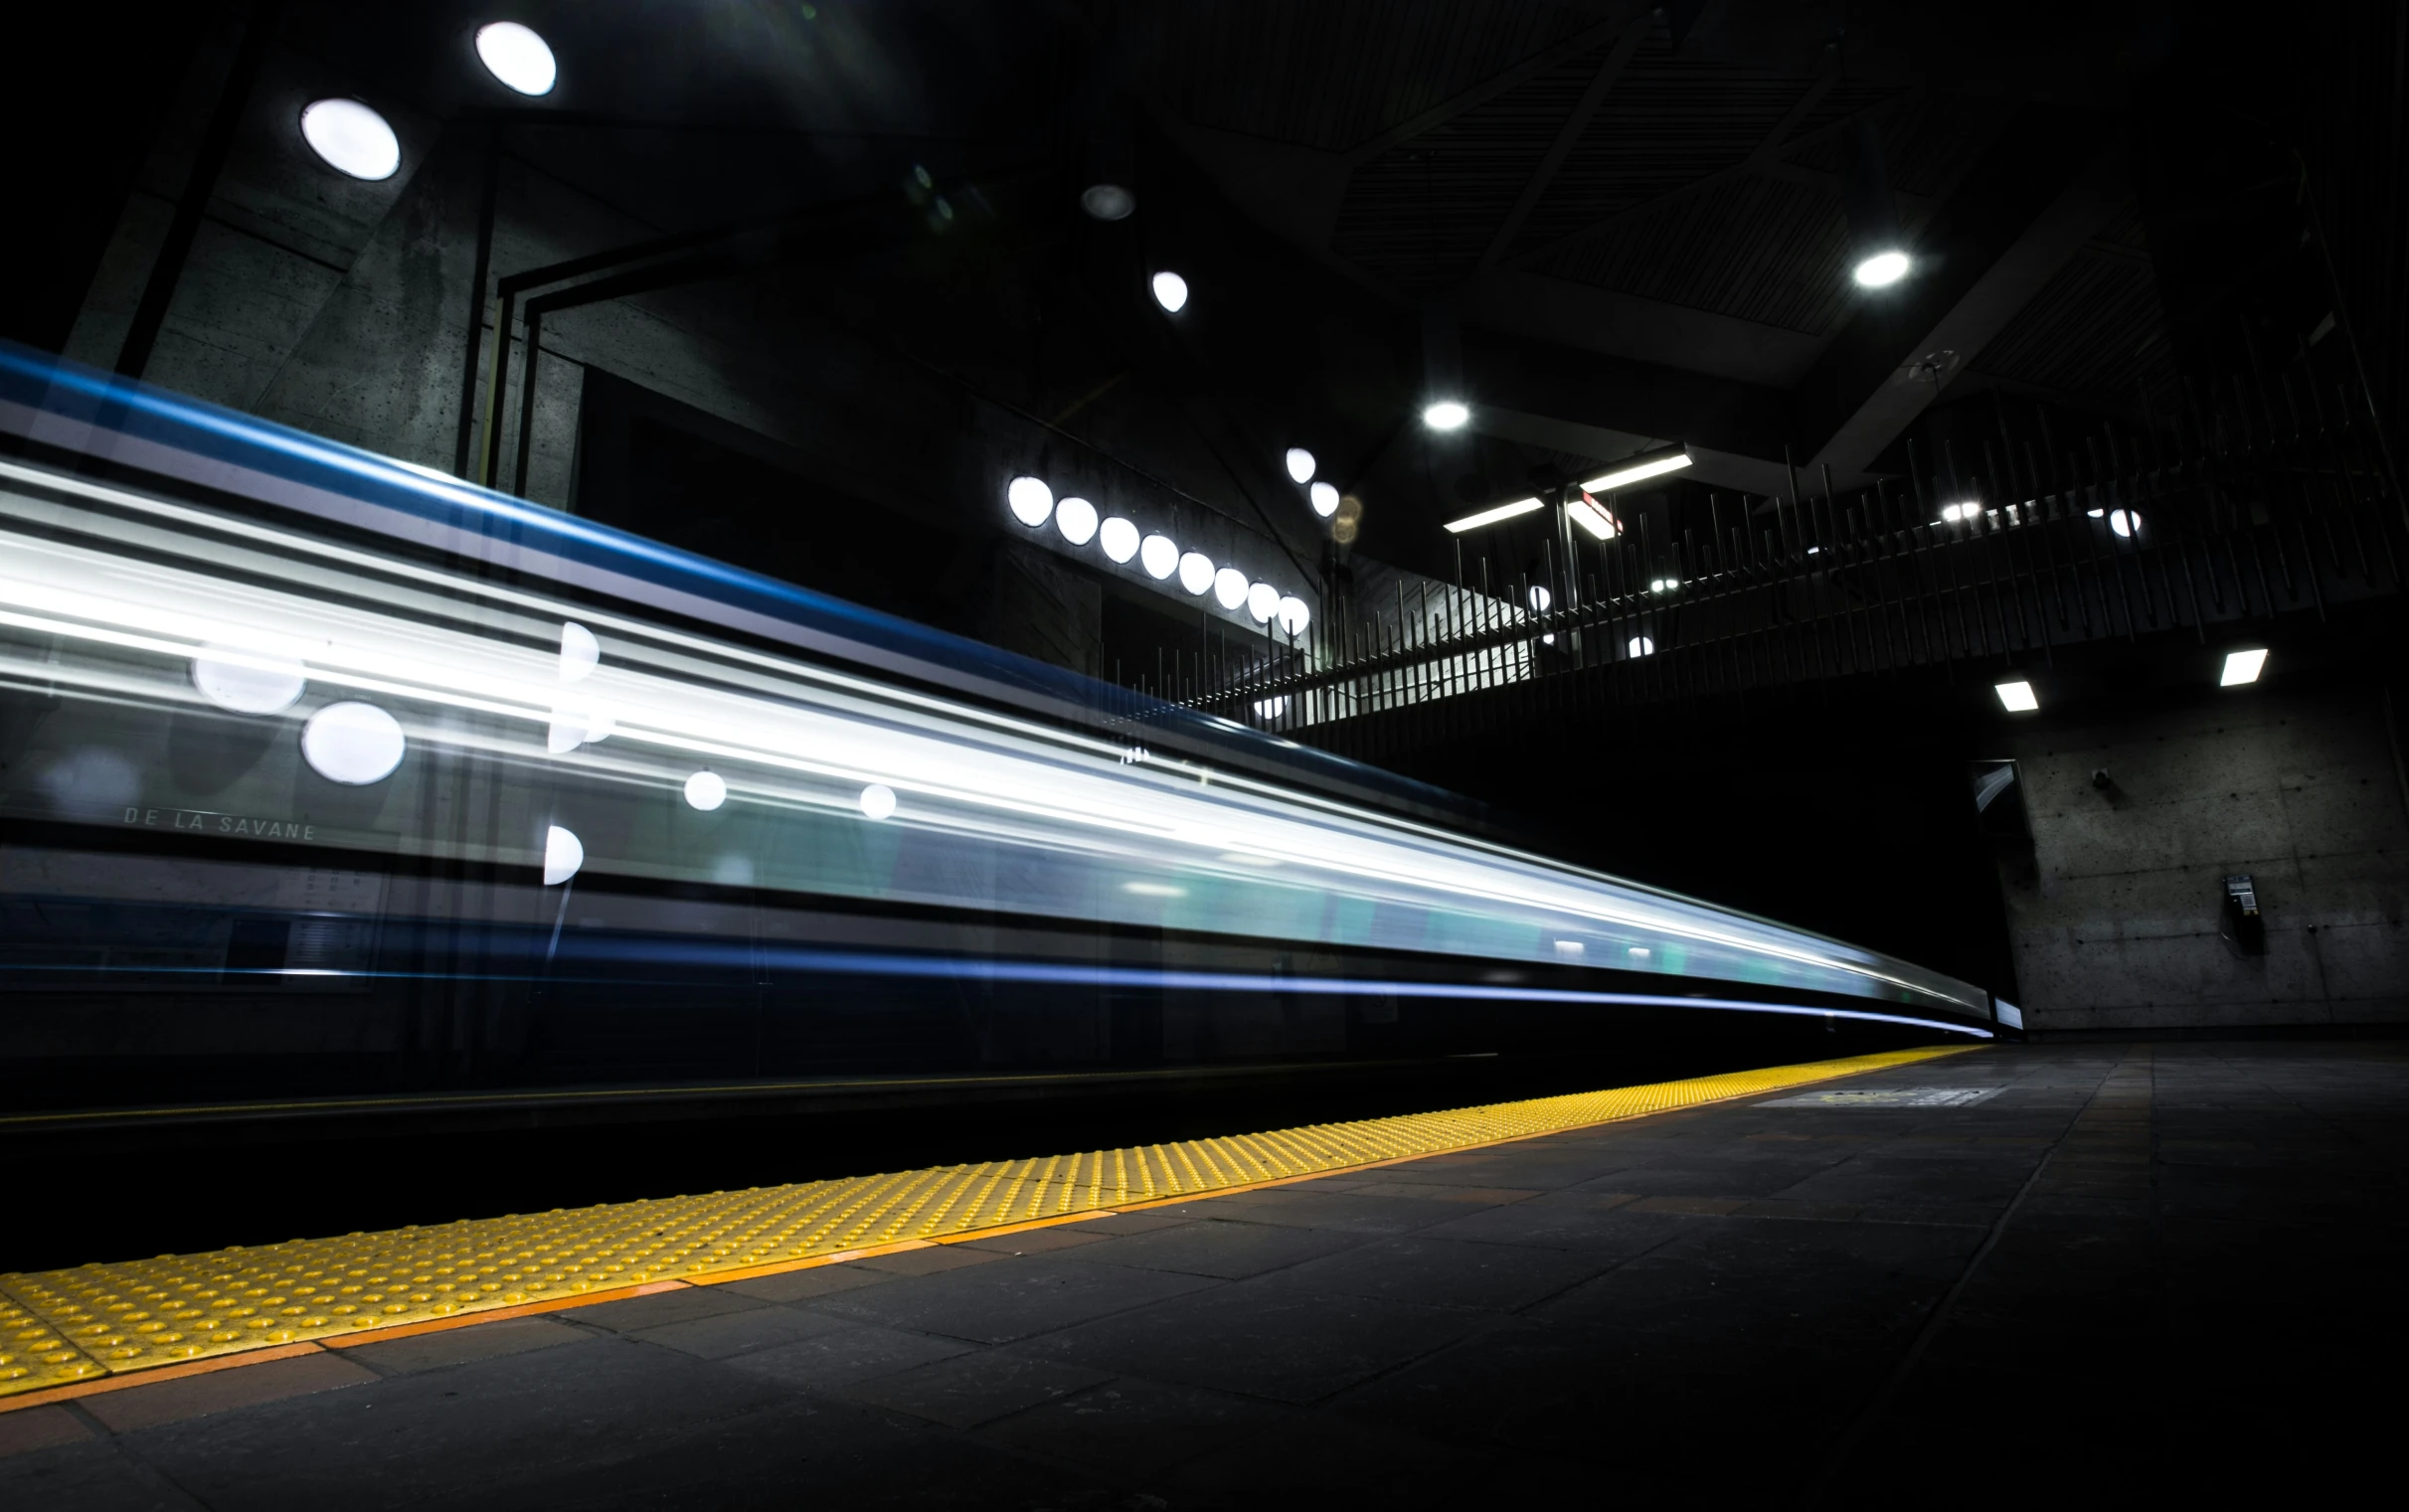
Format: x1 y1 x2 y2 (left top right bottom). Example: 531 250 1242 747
629 1301 855 1360
343 1317 584 1375
970 1377 1288 1480
717 1264 898 1303
1018 1276 1493 1403
119 1337 792 1512
844 1350 1113 1428
0 1440 205 1510
722 1326 975 1392
805 1256 1218 1343
1411 1198 1690 1256
1251 1234 1613 1311
560 1287 770 1332
1074 1217 1365 1278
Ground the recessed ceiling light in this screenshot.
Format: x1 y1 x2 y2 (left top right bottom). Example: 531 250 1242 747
1006 476 1053 526
1081 184 1134 221
1853 250 1911 287
1995 680 2039 713
1177 552 1215 594
1285 447 1316 484
1140 534 1179 580
1444 497 1540 534
2220 648 2268 686
301 701 406 783
1309 481 1339 518
543 824 584 885
191 645 305 714
1213 567 1250 610
1055 496 1098 546
1099 517 1139 564
1150 271 1188 313
299 99 401 181
1423 401 1469 430
475 21 558 96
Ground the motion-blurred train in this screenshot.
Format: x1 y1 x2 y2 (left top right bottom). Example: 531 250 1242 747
0 346 2001 1119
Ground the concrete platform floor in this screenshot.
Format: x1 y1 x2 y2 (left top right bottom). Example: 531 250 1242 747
4 1040 2400 1509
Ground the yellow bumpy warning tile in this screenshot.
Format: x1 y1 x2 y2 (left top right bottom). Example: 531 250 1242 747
0 1045 1973 1393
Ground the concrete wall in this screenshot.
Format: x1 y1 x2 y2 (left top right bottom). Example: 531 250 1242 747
2001 685 2409 1032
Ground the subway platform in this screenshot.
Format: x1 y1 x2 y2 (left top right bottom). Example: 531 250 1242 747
2 1039 2398 1508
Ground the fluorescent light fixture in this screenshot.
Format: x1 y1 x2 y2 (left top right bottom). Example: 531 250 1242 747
1254 696 1289 719
1213 567 1250 610
2220 648 2268 686
1285 448 1316 484
299 99 402 181
1006 476 1053 527
1177 551 1215 594
1246 582 1280 622
858 782 897 820
1628 635 1654 657
1139 534 1179 581
1150 271 1188 313
1995 680 2039 713
1124 881 1185 897
1939 502 1979 523
1527 586 1552 613
1853 250 1911 287
1054 495 1098 546
1423 401 1469 430
1629 945 1651 958
542 825 584 886
1309 481 1339 518
1554 939 1585 956
300 701 405 784
1098 517 1139 564
1567 497 1616 540
1444 496 1541 534
191 644 305 714
1580 448 1691 494
1276 595 1310 635
558 621 599 683
2109 509 2140 538
1649 577 1677 593
683 770 727 811
475 21 558 95
1081 184 1133 221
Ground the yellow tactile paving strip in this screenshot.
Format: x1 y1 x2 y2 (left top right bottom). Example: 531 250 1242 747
0 1045 1974 1398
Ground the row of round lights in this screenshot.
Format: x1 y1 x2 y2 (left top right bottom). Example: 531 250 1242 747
1006 477 1310 634
298 22 558 182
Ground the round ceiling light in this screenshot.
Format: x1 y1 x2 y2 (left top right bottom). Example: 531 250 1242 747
1099 517 1140 564
1006 475 1053 526
1081 184 1134 221
1212 567 1250 610
543 824 584 885
1528 586 1552 612
1629 635 1655 658
1422 401 1469 431
1150 271 1189 313
1245 583 1279 623
2109 509 2141 538
191 645 306 715
299 99 402 181
1276 596 1310 635
1308 481 1339 518
301 701 406 784
1055 496 1099 546
1140 534 1179 581
1285 448 1316 484
683 770 728 811
558 620 599 683
475 21 557 96
1852 250 1911 288
1177 552 1215 595
859 782 897 821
